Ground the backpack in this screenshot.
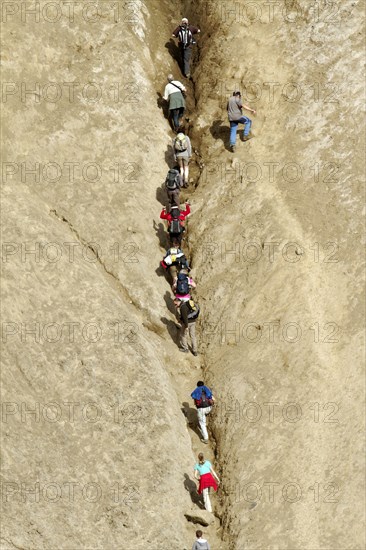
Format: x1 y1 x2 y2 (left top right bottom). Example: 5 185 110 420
178 26 193 47
165 169 181 190
174 133 188 152
176 273 190 295
169 219 184 235
195 390 214 408
187 299 200 321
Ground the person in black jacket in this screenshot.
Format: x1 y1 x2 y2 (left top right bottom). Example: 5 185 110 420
171 18 200 78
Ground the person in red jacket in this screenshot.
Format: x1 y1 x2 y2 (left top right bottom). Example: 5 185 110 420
160 203 191 245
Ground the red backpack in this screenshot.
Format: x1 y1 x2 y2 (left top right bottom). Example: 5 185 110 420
194 390 214 408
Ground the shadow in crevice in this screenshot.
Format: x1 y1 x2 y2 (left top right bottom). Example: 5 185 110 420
163 290 177 316
153 219 168 249
165 39 182 71
156 91 169 120
182 401 202 440
160 316 180 346
184 473 204 508
210 119 231 152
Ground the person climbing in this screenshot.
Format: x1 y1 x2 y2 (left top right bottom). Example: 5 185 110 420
163 74 187 132
192 530 210 550
173 269 196 303
194 453 220 513
178 296 199 356
165 167 183 208
191 381 215 443
172 131 192 188
227 91 257 152
160 244 190 283
160 203 190 245
172 17 201 79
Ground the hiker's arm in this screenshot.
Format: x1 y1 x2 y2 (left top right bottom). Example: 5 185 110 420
172 26 180 37
184 203 191 216
194 469 200 480
187 137 192 157
210 467 220 483
190 25 200 34
172 139 177 160
160 209 168 220
190 279 196 289
242 103 256 114
181 306 189 328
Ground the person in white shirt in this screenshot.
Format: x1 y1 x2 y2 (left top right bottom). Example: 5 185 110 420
163 74 186 131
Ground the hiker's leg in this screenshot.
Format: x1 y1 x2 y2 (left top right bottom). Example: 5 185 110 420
178 107 185 128
183 158 189 185
179 44 185 74
229 121 238 146
177 158 184 181
189 322 197 353
171 109 180 130
180 325 189 350
197 407 209 440
202 488 212 512
242 116 252 136
172 189 180 207
169 265 177 285
183 47 192 76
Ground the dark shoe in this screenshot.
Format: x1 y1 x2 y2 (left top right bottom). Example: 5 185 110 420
243 135 252 142
230 145 235 153
200 439 209 444
192 351 198 356
179 348 189 353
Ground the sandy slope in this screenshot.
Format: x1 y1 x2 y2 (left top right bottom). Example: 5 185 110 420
1 0 364 548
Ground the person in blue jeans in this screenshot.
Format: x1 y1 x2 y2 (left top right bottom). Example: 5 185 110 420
227 91 257 152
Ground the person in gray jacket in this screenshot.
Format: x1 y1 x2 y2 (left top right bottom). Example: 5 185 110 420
192 530 210 550
227 91 256 152
163 74 186 131
172 131 192 187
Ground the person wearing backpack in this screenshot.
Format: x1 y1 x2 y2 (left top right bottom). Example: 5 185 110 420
192 530 210 550
160 245 190 283
173 131 192 188
172 18 200 78
191 381 215 443
160 203 190 245
194 453 220 513
163 74 187 132
178 297 199 356
173 270 196 302
227 91 257 152
165 167 182 207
